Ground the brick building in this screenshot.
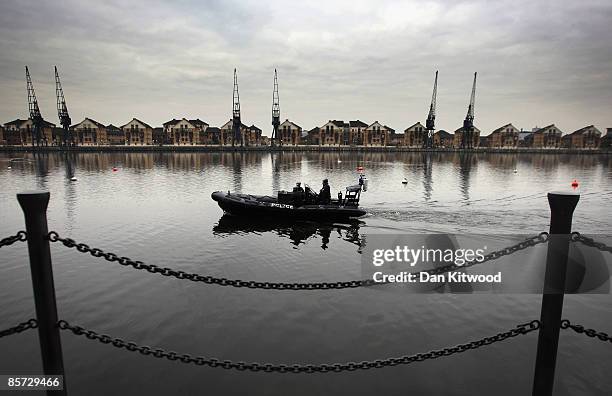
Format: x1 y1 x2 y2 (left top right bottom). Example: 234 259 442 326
561 125 601 149
488 123 519 148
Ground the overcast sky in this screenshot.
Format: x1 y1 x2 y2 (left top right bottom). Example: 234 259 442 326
1 0 611 135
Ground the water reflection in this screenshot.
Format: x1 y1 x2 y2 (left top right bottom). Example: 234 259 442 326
458 152 474 202
213 215 364 251
422 153 433 202
63 152 77 228
231 152 242 192
34 152 50 190
271 152 281 193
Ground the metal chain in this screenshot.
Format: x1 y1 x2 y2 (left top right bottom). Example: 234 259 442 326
47 231 548 290
58 319 540 373
0 318 38 338
0 231 27 249
571 232 612 254
561 319 612 343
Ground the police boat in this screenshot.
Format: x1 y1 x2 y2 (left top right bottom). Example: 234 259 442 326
211 184 366 220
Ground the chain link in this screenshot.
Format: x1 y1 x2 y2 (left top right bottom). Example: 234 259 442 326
47 231 549 290
0 231 27 249
571 232 612 254
561 319 612 343
0 318 38 338
58 319 540 373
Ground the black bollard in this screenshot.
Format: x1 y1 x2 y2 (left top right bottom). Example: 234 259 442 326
17 191 67 396
532 191 579 396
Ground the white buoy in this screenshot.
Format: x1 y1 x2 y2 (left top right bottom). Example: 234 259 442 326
513 169 518 173
70 177 77 181
7 166 11 170
402 178 408 184
338 159 342 163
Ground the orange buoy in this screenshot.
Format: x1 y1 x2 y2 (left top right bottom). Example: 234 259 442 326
571 179 579 190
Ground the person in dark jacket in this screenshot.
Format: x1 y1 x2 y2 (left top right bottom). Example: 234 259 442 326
292 182 305 206
319 179 331 204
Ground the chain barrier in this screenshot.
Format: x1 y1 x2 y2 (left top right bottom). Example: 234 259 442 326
58 319 540 373
0 231 27 249
571 232 612 254
561 319 612 344
46 231 548 290
0 319 38 338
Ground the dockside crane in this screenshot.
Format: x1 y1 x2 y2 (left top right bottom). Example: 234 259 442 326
55 66 72 147
272 69 280 147
25 66 44 147
424 70 438 148
462 72 477 149
232 68 242 147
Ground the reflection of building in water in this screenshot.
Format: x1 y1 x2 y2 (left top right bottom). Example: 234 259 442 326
122 153 155 170
212 215 363 251
484 152 518 170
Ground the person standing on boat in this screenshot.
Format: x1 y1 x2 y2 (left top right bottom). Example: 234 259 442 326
293 182 305 206
319 179 331 204
293 182 304 194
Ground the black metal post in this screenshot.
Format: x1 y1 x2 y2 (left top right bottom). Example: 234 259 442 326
17 191 67 396
532 191 579 396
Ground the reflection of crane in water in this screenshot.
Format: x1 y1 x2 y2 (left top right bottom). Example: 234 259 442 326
271 69 280 147
421 152 433 201
424 71 438 149
63 152 77 227
271 152 281 193
458 153 473 202
34 153 49 190
231 151 242 192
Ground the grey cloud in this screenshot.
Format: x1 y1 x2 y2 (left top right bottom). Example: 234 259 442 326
0 0 610 134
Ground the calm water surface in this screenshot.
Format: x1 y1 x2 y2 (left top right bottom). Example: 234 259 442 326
0 151 611 395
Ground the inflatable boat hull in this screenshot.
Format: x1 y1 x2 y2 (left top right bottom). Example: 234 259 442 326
211 191 366 220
